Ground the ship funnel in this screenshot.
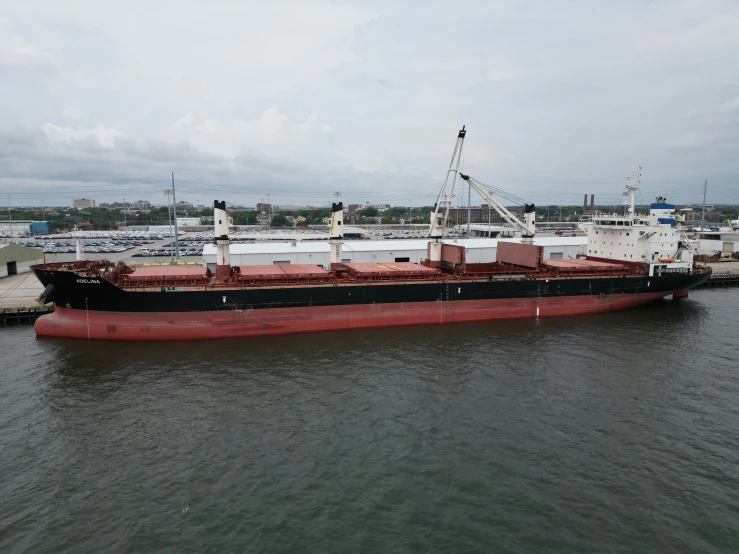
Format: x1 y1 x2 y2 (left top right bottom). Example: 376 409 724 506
213 200 232 282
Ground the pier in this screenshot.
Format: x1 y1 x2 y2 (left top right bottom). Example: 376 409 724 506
0 306 54 325
699 262 739 288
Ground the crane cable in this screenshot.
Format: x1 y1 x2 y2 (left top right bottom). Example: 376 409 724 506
463 175 531 207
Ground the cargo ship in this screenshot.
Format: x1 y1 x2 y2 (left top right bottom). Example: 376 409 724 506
31 129 711 340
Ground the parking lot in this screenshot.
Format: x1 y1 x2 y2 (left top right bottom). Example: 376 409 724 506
5 231 203 265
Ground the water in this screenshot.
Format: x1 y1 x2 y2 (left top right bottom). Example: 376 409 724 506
1 290 738 553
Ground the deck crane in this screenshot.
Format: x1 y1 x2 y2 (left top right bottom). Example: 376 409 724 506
428 126 467 265
458 174 537 241
428 127 537 265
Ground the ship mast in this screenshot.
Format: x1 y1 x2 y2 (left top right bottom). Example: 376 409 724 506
428 126 466 266
74 225 83 261
624 166 641 216
328 201 344 268
213 200 231 282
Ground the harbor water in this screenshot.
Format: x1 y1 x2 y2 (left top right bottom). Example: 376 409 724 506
1 289 738 553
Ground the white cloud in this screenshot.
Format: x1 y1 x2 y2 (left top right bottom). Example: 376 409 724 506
168 106 333 159
0 18 51 66
171 113 194 129
41 123 126 149
0 1 738 205
61 105 83 120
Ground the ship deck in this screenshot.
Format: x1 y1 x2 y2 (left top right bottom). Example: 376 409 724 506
29 256 688 294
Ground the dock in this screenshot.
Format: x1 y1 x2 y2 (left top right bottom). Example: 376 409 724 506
699 262 739 288
0 306 54 325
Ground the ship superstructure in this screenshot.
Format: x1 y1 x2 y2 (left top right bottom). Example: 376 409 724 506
579 172 695 276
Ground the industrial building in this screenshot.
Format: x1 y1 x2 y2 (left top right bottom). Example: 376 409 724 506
0 220 50 236
71 198 96 209
173 217 201 227
202 237 588 272
460 224 520 237
446 205 504 224
693 231 739 257
0 244 44 278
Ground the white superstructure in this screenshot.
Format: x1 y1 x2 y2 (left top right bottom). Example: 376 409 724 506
579 180 694 277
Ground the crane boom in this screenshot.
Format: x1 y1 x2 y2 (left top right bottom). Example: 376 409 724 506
429 126 466 239
459 174 536 239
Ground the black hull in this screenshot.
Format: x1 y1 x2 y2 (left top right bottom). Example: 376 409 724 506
32 266 711 314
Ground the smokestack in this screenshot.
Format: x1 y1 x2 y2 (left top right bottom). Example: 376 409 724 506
590 194 595 211
583 194 588 213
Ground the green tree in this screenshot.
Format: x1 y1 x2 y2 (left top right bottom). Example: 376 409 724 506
358 206 378 217
271 214 288 227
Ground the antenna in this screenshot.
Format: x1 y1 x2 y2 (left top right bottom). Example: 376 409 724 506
624 167 640 216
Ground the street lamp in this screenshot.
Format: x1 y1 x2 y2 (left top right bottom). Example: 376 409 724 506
164 189 174 260
5 196 12 242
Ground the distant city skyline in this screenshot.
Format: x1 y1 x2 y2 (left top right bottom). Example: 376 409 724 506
4 196 737 213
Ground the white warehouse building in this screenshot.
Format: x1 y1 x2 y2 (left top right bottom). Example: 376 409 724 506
202 237 588 271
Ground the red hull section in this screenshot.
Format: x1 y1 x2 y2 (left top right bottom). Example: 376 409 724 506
36 291 675 341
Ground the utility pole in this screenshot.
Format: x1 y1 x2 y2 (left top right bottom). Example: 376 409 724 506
701 179 707 225
267 193 271 231
171 172 180 259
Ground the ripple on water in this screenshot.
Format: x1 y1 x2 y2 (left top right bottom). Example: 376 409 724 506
0 290 738 553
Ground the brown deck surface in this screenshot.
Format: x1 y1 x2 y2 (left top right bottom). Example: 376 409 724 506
128 267 208 278
545 259 625 269
542 260 587 269
237 265 285 277
237 264 329 278
279 264 330 277
343 262 437 275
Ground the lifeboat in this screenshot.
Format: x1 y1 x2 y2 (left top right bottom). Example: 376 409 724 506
658 257 674 262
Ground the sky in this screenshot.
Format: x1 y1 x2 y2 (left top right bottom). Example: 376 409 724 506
1 0 738 209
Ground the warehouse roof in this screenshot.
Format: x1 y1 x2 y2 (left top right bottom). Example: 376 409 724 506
0 243 45 264
203 236 587 256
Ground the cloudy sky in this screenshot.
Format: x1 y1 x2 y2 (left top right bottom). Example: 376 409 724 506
1 0 738 208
